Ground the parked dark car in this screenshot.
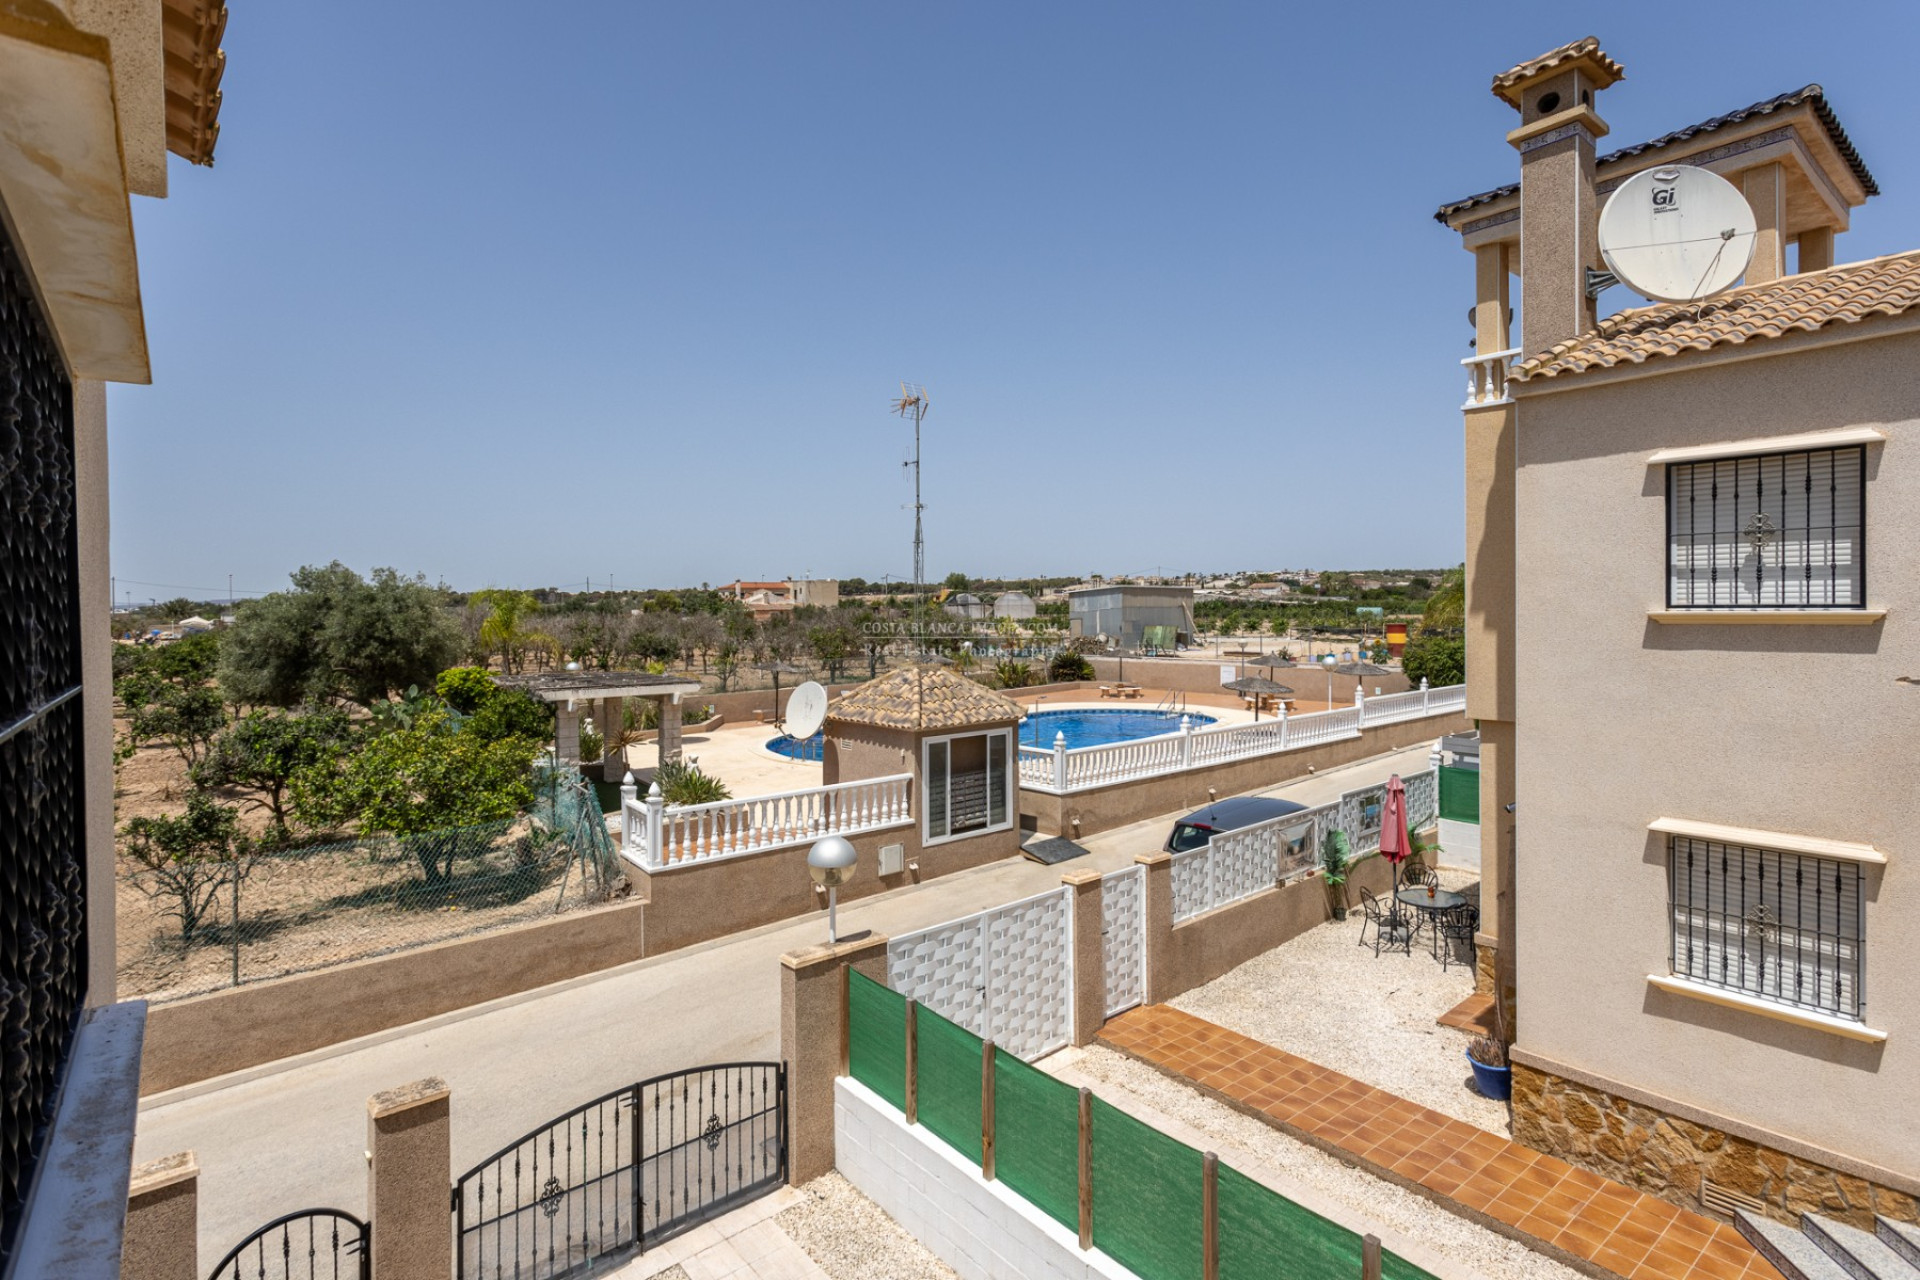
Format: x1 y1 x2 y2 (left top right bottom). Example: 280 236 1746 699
1164 795 1308 853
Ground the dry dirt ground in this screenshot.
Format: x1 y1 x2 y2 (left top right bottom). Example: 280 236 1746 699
113 729 619 1004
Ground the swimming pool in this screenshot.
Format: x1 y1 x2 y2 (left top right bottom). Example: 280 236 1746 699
766 707 1217 760
1017 708 1216 749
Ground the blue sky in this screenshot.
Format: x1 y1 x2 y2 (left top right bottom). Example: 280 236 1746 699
108 2 1916 601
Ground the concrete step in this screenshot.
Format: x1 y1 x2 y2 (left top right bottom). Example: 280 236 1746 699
1804 1215 1920 1280
1879 1219 1920 1270
1738 1210 1858 1280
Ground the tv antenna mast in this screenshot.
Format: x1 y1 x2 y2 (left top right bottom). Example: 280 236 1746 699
893 382 930 611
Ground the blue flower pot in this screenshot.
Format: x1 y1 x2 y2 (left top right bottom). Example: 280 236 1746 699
1467 1051 1512 1101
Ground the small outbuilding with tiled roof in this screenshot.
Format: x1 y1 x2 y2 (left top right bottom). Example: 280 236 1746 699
823 664 1024 860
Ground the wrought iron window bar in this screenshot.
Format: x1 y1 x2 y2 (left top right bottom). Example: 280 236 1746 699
1666 446 1866 609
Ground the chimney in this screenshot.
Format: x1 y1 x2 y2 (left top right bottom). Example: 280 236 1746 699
1494 38 1625 355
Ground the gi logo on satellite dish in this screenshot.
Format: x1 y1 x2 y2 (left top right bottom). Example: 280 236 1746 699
1651 183 1679 214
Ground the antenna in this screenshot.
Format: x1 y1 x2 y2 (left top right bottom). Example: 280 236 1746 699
1597 166 1757 304
892 382 930 646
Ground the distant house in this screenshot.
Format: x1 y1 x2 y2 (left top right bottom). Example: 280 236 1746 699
721 579 838 620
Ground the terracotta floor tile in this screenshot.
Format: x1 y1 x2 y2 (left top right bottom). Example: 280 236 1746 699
1551 1216 1616 1258
1634 1239 1706 1280
1657 1217 1716 1255
1592 1241 1651 1278
1608 1216 1665 1254
1536 1185 1591 1221
1456 1173 1510 1210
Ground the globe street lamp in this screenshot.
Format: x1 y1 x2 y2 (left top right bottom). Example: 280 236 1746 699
808 835 858 944
1321 652 1337 711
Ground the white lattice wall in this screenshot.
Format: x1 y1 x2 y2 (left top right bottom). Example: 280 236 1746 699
888 886 1073 1061
1100 865 1144 1016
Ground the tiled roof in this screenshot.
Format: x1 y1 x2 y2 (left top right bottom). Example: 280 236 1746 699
1512 251 1920 382
1489 37 1624 108
825 665 1023 731
163 0 227 166
1435 86 1879 223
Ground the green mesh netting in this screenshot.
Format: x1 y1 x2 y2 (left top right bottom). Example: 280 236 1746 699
848 970 906 1109
1438 765 1480 824
1092 1097 1203 1280
992 1049 1081 1232
1218 1161 1362 1280
916 1003 982 1162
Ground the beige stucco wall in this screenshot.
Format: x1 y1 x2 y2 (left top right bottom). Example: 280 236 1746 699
74 379 118 1005
1510 321 1920 1177
141 901 645 1094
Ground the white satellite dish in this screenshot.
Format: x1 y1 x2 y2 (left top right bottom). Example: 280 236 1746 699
1599 166 1757 304
784 681 828 740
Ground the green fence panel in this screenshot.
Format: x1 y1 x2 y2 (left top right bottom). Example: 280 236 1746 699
1438 765 1480 825
1217 1161 1362 1280
1092 1097 1203 1280
848 970 906 1109
992 1049 1081 1232
916 1004 982 1162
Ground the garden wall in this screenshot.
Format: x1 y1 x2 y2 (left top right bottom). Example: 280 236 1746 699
1086 656 1412 701
139 900 643 1096
1019 710 1470 838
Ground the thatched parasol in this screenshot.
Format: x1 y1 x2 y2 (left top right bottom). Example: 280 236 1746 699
1223 675 1293 721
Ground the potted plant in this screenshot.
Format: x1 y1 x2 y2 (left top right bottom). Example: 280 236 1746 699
1319 828 1351 921
1466 1035 1512 1101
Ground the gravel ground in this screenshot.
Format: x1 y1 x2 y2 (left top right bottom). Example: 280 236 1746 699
1172 869 1510 1134
1061 1046 1582 1280
779 1173 958 1280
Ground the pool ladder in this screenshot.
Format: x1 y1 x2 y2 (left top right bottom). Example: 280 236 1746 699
1155 689 1186 718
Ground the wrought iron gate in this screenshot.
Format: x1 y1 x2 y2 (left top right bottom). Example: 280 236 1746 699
454 1063 785 1279
206 1209 368 1280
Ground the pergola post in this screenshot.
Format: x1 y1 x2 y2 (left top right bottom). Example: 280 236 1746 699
555 703 583 765
598 696 624 781
658 695 684 765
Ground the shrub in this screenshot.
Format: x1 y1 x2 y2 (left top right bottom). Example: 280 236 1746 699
994 659 1036 689
1401 633 1465 688
654 757 730 805
435 665 496 714
1047 652 1095 683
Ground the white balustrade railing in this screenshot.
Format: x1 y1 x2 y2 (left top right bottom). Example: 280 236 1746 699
1462 347 1521 409
1171 767 1441 922
1017 684 1464 796
622 772 912 869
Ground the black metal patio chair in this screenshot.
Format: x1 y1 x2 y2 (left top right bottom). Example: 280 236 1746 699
1438 903 1480 972
1359 888 1411 957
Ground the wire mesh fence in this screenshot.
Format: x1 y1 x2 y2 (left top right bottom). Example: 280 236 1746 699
116 767 623 1004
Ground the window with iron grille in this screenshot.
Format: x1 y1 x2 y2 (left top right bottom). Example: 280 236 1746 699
0 211 88 1268
1668 836 1864 1021
1666 446 1865 609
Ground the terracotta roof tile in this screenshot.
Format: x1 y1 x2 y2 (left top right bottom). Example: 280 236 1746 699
1512 251 1920 382
1490 37 1624 107
1435 86 1878 223
825 665 1023 731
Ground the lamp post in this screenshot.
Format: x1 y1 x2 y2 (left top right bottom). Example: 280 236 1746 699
1321 652 1337 711
808 835 858 944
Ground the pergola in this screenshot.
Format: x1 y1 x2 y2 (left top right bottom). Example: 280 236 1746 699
492 670 704 780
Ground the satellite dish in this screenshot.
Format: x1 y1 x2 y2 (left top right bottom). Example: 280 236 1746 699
1599 166 1757 304
785 681 828 740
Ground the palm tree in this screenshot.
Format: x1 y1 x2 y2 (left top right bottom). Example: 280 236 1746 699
473 589 545 674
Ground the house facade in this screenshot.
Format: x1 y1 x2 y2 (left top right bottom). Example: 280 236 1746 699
1439 38 1915 1225
0 2 227 1274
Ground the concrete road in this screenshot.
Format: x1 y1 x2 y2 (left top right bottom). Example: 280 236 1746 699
135 742 1440 1263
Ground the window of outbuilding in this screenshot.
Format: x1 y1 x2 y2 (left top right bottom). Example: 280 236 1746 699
923 729 1012 844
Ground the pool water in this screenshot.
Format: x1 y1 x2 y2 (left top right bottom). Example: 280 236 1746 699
1017 708 1215 749
766 731 825 762
766 707 1217 759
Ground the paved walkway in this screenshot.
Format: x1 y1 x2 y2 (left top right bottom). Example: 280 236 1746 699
136 742 1441 1264
608 1187 828 1280
1099 1006 1777 1280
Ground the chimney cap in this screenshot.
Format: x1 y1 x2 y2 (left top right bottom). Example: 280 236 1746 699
1491 36 1624 108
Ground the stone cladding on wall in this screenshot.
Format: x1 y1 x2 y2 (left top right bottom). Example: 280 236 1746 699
1511 1063 1919 1231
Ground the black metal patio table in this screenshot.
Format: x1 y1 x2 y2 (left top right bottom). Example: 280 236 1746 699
1395 887 1467 960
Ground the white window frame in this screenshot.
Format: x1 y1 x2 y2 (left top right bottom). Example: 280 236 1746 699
921 727 1015 847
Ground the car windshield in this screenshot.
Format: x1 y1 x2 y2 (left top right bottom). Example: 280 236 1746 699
1168 823 1214 853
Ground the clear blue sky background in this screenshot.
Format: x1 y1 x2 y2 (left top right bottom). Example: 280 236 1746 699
108 2 1916 601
